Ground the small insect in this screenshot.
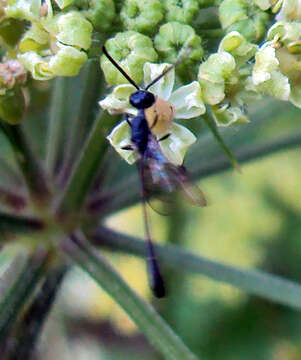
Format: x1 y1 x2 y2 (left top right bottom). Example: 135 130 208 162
103 46 206 298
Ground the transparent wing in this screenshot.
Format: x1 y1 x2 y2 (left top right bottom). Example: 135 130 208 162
140 137 207 210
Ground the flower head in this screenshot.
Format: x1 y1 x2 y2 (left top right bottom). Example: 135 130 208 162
99 62 206 165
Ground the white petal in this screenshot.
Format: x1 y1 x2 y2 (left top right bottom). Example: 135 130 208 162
160 123 196 165
99 84 137 115
143 62 174 100
169 81 206 119
106 121 139 165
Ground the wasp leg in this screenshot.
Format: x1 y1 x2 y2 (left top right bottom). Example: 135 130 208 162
125 114 132 128
158 133 171 142
121 145 133 151
150 114 158 130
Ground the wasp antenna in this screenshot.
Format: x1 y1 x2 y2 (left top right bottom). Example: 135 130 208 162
102 46 140 90
145 46 192 91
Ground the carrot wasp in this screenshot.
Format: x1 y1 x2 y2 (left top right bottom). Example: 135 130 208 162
102 46 206 297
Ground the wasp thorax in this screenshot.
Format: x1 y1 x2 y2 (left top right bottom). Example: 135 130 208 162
129 90 155 109
145 96 175 135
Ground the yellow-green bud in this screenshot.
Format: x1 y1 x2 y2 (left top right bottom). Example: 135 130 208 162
120 0 164 35
0 87 25 125
18 52 53 80
211 102 249 126
164 0 199 23
219 0 270 41
267 21 301 48
19 22 48 53
54 11 93 50
85 0 115 32
251 45 290 100
101 31 158 85
5 0 41 21
218 31 257 64
154 21 203 81
49 44 88 76
198 52 237 105
276 0 301 21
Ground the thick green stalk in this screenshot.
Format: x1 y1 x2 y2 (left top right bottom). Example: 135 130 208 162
90 227 301 311
57 111 118 218
46 77 70 175
0 211 44 241
62 232 200 360
0 248 51 343
0 123 50 204
202 112 241 172
6 266 68 360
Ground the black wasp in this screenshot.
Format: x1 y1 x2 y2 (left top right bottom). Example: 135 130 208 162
103 46 206 298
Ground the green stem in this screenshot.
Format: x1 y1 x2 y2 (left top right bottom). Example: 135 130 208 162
57 112 118 218
190 131 301 180
202 112 241 172
90 226 301 311
62 232 200 360
0 211 44 241
58 61 103 185
0 248 51 343
6 266 68 360
45 77 70 175
0 123 50 204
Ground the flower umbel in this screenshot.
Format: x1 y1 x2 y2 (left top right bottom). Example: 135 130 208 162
99 62 205 165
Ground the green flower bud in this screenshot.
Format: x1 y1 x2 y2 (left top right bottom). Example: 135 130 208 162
5 0 41 21
0 87 25 124
85 0 115 32
154 22 203 80
219 0 270 41
49 44 87 76
252 45 290 100
18 52 53 80
218 31 257 63
276 0 301 21
54 11 92 50
164 0 199 23
54 0 75 9
100 31 158 85
211 102 249 126
120 0 164 35
219 0 247 28
267 21 301 48
19 22 48 53
198 51 237 104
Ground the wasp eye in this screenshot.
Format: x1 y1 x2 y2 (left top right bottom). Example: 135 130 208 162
130 91 155 109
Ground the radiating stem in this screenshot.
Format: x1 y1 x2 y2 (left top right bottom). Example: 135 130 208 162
0 248 52 344
202 112 241 172
62 232 200 360
46 77 70 175
57 112 118 219
6 266 68 360
0 123 50 205
90 226 301 311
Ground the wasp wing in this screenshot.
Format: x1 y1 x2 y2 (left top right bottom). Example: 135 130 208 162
141 136 207 209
